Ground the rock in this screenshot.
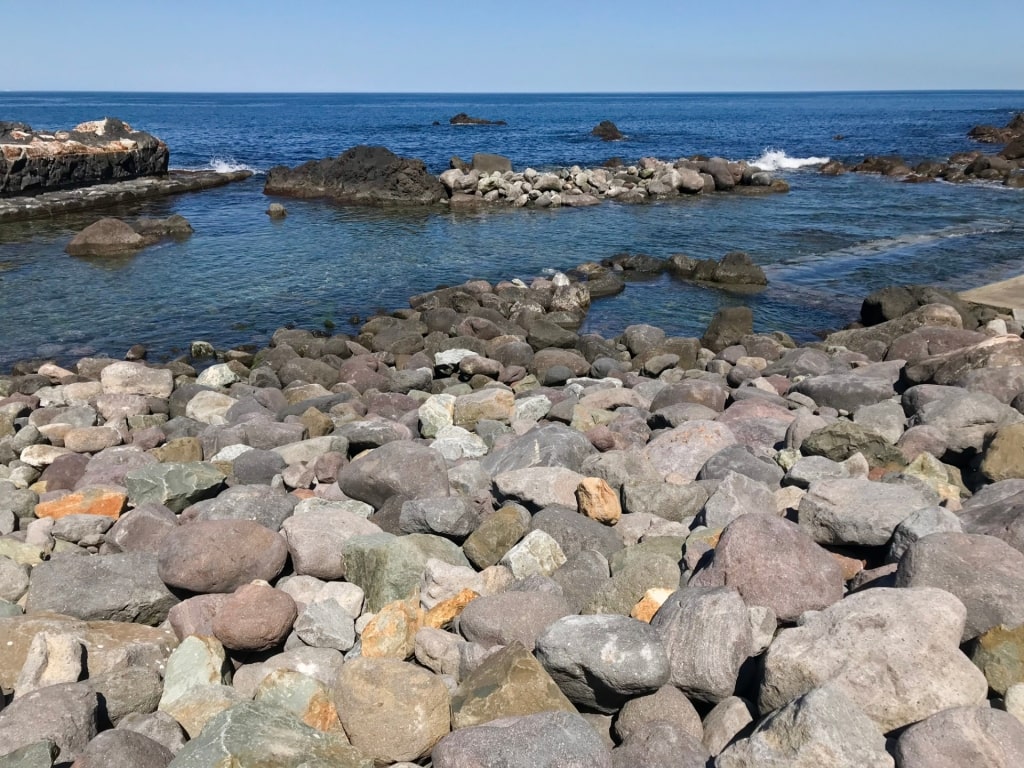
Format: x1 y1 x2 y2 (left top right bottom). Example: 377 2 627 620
893 705 1024 768
611 720 710 768
33 486 127 520
529 505 623 561
698 471 777 529
894 532 1024 641
798 477 934 546
264 145 445 206
336 440 450 508
104 503 177 555
801 421 906 467
650 587 753 703
0 682 98 763
13 631 84 697
969 624 1024 695
642 420 736 483
702 696 754 756
534 614 669 713
463 504 530 569
157 519 289 593
100 361 173 398
211 582 297 651
592 121 623 141
702 307 754 353
165 701 370 768
25 552 178 624
451 642 576 729
576 477 621 525
614 684 702 743
340 532 469 612
0 741 60 767
790 373 895 412
253 668 343 733
905 336 1024 386
266 202 287 218
495 467 583 511
958 480 1024 553
980 422 1024 482
716 684 892 768
70 729 175 768
499 529 567 579
459 591 574 651
0 613 177 694
912 388 1022 454
689 514 843 621
281 503 383 579
85 666 163 726
333 657 450 765
431 711 611 768
449 113 507 126
760 587 987 732
124 462 225 513
887 505 964 562
481 423 596 476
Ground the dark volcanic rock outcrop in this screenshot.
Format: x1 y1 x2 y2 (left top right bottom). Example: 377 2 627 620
0 118 169 197
449 113 507 126
968 112 1024 144
592 121 624 141
264 145 445 206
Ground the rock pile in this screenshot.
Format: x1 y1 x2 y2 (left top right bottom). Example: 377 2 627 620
441 154 788 210
821 112 1024 188
3 272 1024 766
0 118 169 197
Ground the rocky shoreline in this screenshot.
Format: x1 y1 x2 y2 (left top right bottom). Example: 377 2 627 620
3 268 1024 766
820 112 1024 188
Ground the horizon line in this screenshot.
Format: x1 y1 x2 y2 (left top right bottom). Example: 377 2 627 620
5 88 1024 96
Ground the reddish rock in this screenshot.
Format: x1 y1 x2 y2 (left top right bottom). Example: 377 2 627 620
34 487 128 520
212 582 297 651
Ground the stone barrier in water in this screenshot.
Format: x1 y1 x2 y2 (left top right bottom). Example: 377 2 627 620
2 272 1024 764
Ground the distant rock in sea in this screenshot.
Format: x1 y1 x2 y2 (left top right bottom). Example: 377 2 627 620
592 121 624 141
449 113 507 126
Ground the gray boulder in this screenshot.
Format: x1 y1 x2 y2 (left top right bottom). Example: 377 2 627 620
790 374 896 412
336 440 450 508
25 552 178 625
894 531 1024 641
71 729 174 768
481 423 596 475
650 587 753 703
534 614 669 713
610 721 710 768
459 591 574 651
716 684 892 768
892 705 1024 768
798 477 934 546
0 682 98 763
431 711 611 768
184 484 297 531
760 587 987 732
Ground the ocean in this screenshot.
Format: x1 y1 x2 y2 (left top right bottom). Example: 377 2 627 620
1 91 1022 369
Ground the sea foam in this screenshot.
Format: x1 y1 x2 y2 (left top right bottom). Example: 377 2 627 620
751 149 830 171
205 156 261 174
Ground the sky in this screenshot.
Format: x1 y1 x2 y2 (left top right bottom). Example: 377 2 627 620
4 0 1023 93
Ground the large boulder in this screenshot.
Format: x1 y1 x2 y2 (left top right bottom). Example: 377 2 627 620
66 217 148 256
760 587 987 732
264 145 445 206
1 118 168 197
893 705 1024 768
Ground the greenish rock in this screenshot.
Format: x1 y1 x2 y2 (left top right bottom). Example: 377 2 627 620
340 532 471 612
124 462 225 513
969 624 1024 695
0 741 59 768
462 505 530 569
158 635 232 712
254 669 344 733
451 642 577 730
167 701 371 768
583 553 682 616
0 598 22 617
0 539 47 567
802 421 906 468
609 537 685 576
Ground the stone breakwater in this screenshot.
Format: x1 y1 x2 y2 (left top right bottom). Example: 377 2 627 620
0 118 168 198
3 274 1024 765
264 145 789 209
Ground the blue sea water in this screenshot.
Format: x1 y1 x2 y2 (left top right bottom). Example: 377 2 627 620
1 91 1022 369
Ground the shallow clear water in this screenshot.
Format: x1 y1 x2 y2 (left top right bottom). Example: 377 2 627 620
1 91 1022 368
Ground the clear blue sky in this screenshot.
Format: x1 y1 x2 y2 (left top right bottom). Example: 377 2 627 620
6 0 1023 92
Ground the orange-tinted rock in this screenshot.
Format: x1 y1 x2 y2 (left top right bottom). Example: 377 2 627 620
631 588 675 623
360 598 424 659
425 589 480 630
576 477 621 525
34 487 128 520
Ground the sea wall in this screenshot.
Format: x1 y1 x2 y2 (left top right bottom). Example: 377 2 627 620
0 118 169 198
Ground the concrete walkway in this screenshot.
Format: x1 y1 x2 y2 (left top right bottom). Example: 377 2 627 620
960 275 1024 312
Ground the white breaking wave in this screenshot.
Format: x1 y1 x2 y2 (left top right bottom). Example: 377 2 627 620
205 156 262 174
751 148 830 172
